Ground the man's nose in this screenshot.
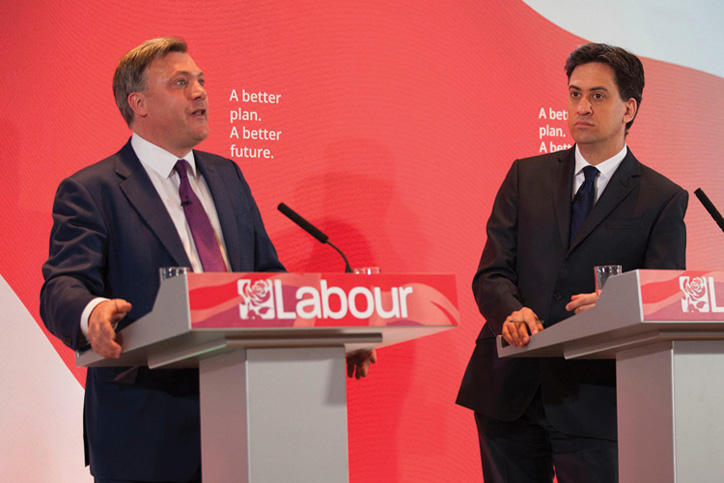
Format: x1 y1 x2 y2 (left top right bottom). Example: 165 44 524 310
577 97 592 114
191 80 207 100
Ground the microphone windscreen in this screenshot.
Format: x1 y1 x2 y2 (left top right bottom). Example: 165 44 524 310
695 188 724 231
278 203 329 244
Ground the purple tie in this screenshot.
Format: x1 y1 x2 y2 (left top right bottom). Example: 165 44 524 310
174 160 227 272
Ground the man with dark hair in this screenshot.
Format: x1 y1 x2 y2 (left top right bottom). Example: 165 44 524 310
565 43 645 134
40 37 285 482
457 43 687 482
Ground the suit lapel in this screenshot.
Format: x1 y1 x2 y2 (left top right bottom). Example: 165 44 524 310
115 141 191 267
195 152 242 271
568 149 641 252
552 148 575 251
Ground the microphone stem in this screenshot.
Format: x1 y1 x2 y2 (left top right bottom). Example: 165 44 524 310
695 188 724 234
326 240 353 273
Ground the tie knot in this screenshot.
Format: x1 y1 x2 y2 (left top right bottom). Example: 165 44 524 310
582 165 599 182
175 159 190 180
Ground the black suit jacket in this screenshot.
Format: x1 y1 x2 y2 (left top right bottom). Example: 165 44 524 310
40 140 285 480
456 147 687 440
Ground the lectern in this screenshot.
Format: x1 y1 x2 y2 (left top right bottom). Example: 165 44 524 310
497 269 724 483
77 272 458 483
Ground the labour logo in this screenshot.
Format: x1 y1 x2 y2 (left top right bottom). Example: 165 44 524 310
680 276 709 312
238 279 275 319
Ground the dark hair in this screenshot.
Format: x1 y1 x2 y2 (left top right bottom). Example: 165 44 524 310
565 43 645 133
113 37 188 126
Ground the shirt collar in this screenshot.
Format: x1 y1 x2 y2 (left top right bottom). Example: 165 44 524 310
574 144 627 180
131 133 197 179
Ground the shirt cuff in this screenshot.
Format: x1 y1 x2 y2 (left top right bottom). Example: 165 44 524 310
80 297 111 339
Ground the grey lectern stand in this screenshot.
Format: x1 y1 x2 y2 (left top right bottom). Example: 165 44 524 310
497 269 724 483
77 272 458 483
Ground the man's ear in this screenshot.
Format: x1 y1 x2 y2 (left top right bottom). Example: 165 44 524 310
128 92 147 118
624 98 637 124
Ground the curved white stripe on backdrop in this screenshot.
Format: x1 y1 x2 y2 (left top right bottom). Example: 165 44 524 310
0 274 91 481
523 0 724 79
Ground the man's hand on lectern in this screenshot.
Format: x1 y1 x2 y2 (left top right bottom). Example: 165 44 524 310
502 307 544 347
346 349 377 379
88 298 132 359
566 292 598 315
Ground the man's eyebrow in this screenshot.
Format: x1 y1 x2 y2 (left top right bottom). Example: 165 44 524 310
172 70 204 77
569 84 610 92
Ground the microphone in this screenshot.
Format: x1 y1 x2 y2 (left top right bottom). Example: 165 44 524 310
695 188 724 234
277 203 353 273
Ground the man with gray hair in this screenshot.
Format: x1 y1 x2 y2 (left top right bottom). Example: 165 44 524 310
40 37 285 482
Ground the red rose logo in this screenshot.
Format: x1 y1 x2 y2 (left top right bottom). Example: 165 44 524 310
238 279 274 319
680 276 709 312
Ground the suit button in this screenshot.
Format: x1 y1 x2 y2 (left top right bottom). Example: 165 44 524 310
554 292 563 300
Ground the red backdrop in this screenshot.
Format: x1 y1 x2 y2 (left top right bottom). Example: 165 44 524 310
2 1 723 481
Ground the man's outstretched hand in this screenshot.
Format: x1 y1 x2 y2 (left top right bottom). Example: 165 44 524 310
88 299 132 358
347 349 377 379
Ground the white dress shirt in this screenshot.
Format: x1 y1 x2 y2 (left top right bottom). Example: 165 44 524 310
131 133 231 272
572 144 628 203
80 133 230 337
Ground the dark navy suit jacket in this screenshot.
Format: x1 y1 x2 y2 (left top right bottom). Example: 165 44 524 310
40 140 285 480
457 147 687 441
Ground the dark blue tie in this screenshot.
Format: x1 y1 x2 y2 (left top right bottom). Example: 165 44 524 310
570 165 599 245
